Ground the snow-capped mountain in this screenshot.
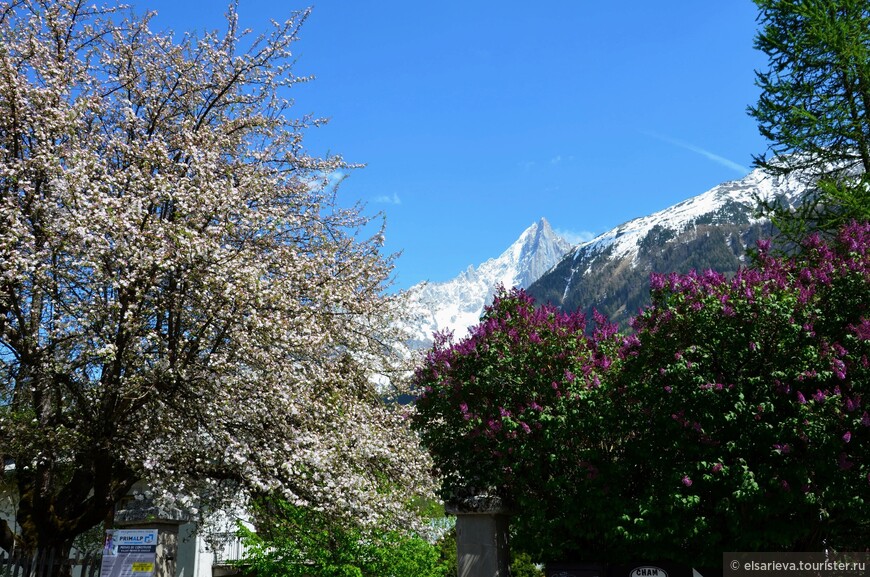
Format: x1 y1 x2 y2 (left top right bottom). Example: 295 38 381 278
404 217 572 348
560 167 803 267
527 167 809 328
402 168 810 347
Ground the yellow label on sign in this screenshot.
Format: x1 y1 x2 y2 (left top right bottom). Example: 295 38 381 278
131 562 154 573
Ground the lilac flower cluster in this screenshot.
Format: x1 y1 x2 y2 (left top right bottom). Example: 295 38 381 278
628 222 870 411
412 286 620 498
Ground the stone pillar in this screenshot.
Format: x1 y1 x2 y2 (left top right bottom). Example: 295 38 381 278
446 494 511 577
115 500 188 577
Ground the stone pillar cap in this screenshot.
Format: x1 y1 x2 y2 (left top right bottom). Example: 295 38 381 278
115 498 189 525
444 493 512 515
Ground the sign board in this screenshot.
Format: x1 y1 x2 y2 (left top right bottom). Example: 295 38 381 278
100 529 158 577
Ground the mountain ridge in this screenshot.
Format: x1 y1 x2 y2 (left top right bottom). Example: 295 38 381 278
527 167 807 328
403 217 572 348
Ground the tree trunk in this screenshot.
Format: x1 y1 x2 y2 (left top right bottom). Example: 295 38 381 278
13 449 137 571
32 541 75 577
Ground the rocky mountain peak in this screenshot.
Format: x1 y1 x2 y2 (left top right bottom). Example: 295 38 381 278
402 218 573 348
513 217 573 288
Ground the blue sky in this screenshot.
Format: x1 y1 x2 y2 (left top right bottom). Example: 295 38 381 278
143 1 769 290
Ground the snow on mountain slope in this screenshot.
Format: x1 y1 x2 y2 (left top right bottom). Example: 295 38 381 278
403 217 572 348
566 167 807 272
521 167 812 329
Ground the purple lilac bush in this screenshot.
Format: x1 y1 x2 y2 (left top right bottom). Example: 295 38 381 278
411 288 623 559
412 223 870 563
615 222 870 561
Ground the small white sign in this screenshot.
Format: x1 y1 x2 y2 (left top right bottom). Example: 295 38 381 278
630 567 669 577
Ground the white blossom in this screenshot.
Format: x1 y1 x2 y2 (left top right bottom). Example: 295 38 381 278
0 0 433 553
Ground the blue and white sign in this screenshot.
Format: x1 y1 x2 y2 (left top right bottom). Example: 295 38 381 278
101 529 158 577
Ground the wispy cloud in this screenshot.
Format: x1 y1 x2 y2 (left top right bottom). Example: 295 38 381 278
373 193 401 205
556 228 597 245
520 154 573 172
643 131 750 174
518 160 536 172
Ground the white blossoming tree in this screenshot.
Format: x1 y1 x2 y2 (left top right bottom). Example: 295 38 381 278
0 0 432 557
